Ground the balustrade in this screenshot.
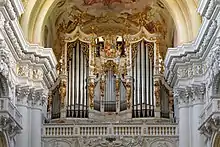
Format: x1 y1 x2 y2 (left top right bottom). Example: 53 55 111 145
42 123 178 137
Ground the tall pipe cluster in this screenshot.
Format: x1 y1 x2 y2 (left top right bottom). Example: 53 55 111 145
132 40 154 118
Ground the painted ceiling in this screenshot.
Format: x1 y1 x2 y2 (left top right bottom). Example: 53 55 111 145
20 0 201 60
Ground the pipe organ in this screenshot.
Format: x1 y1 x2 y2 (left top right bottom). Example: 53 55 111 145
49 26 173 121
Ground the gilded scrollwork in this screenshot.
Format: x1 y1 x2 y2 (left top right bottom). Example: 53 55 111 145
100 77 105 97
125 81 131 109
154 80 160 107
88 80 95 108
103 60 118 74
115 78 120 97
59 80 67 107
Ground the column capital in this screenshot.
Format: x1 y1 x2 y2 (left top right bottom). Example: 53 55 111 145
31 89 48 109
16 86 30 105
173 88 190 106
191 84 206 104
173 84 206 106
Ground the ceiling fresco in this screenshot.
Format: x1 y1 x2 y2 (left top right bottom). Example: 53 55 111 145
20 0 200 49
47 0 173 60
71 0 154 16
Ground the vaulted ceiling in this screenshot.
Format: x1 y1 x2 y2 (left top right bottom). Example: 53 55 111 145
20 0 200 57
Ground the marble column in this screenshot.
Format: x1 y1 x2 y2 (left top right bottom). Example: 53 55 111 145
192 85 205 147
15 87 30 147
31 107 42 147
31 91 46 147
174 88 190 147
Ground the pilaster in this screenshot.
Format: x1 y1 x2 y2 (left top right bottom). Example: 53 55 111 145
31 89 48 147
174 88 190 147
191 84 206 147
16 86 30 147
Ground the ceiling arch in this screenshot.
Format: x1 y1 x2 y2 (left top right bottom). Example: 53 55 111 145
20 0 201 47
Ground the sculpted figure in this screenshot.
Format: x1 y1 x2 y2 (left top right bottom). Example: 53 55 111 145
59 81 66 106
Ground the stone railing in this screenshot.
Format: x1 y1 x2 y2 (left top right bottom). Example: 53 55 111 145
42 123 178 138
199 96 220 127
0 97 22 127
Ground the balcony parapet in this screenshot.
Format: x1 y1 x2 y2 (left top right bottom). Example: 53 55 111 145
0 97 22 137
0 97 22 127
42 123 178 138
199 96 220 137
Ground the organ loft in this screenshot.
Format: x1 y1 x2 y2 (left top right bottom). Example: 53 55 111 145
47 3 174 123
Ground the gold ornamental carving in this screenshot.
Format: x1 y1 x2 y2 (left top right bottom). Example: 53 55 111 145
103 60 118 74
115 79 120 97
100 79 105 97
59 80 67 107
88 81 95 108
126 81 132 109
154 80 160 107
146 42 154 59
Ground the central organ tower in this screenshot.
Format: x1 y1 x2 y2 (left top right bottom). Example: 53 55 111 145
49 26 173 121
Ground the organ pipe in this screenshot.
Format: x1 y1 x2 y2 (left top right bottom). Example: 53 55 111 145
145 44 149 106
68 60 71 105
76 42 79 105
141 40 145 107
72 43 75 106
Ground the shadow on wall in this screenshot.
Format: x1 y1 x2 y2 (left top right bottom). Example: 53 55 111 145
0 132 8 147
212 132 220 147
0 74 9 97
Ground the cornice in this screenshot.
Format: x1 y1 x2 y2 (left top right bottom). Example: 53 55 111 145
9 0 24 18
0 0 24 20
164 4 220 87
198 0 220 19
0 7 58 88
198 0 210 16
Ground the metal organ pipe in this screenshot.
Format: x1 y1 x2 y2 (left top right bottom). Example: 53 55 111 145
141 40 145 116
149 49 153 108
133 44 137 110
68 60 72 106
145 44 149 110
76 42 79 106
72 44 75 108
137 43 141 106
83 52 86 114
80 43 84 115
